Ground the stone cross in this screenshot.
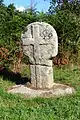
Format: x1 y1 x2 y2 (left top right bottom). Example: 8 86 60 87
21 22 58 89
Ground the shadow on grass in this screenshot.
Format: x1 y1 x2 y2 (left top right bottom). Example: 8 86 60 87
0 67 30 85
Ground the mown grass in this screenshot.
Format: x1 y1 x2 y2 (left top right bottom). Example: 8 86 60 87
0 65 80 120
54 65 80 92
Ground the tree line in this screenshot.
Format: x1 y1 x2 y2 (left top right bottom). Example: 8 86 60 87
0 0 80 72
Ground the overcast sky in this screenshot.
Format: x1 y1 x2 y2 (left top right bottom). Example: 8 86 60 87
4 0 50 12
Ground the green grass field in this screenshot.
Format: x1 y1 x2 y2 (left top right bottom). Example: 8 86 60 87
0 65 80 120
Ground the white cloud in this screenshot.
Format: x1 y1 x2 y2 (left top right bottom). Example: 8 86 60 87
15 5 25 12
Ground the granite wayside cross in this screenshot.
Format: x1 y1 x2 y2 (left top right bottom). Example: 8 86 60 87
21 22 58 89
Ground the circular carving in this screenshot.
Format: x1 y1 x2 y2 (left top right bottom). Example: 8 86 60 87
40 29 53 39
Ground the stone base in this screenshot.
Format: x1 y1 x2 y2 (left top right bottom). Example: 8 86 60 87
8 83 75 98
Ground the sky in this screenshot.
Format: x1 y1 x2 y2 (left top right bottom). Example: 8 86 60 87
4 0 50 12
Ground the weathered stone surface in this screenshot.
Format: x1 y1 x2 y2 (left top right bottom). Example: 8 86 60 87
31 65 53 89
22 22 58 89
8 84 75 98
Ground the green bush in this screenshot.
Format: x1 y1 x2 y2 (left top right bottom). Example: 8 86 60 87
0 0 80 70
47 0 80 63
0 2 38 70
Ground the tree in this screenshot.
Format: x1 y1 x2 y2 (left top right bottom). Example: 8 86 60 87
0 0 4 5
47 0 80 63
0 2 38 70
45 0 80 14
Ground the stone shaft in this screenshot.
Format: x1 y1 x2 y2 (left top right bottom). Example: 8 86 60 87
31 65 53 89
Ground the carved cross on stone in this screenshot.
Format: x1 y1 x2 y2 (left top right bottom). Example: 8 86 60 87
21 22 58 89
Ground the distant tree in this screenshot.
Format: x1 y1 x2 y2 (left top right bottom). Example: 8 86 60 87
0 0 4 5
47 0 80 63
0 2 38 70
44 0 80 14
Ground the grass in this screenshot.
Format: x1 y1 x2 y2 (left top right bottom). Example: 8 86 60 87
54 65 80 92
0 76 15 91
0 65 80 120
